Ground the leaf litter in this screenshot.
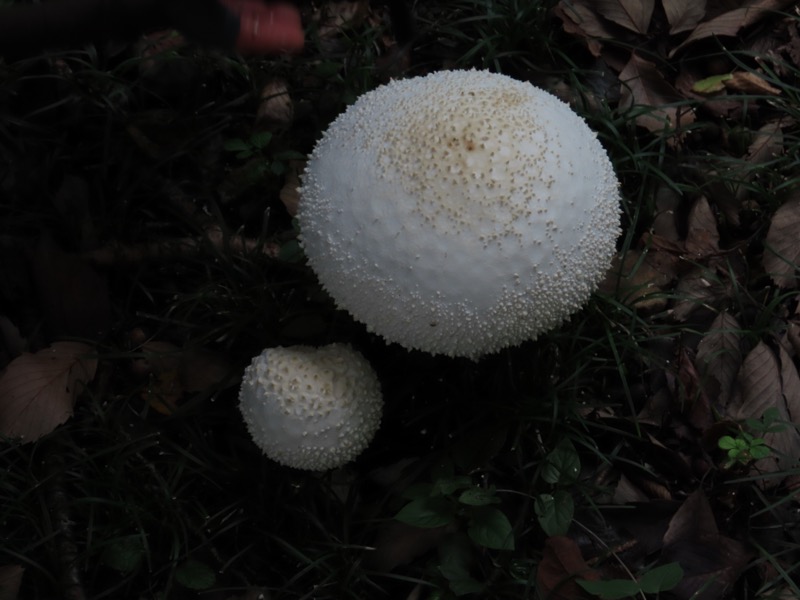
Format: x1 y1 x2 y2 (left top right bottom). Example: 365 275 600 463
2 0 800 597
0 341 97 442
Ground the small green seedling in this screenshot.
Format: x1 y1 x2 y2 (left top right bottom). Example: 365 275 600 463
535 438 580 536
223 131 304 178
395 471 514 551
718 408 784 468
718 431 771 467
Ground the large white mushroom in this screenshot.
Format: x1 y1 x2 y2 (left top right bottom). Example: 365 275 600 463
299 69 621 358
239 344 382 470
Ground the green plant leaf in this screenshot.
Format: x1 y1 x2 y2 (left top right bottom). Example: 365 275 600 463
395 497 456 528
542 439 580 485
577 563 684 598
101 536 145 573
749 444 771 459
718 435 739 450
576 578 641 599
434 475 472 496
691 73 732 94
250 131 273 149
637 562 684 593
458 486 500 506
174 558 216 590
534 490 573 536
468 507 514 550
223 138 250 153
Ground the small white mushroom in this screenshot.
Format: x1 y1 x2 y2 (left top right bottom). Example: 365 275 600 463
298 70 621 358
239 344 382 471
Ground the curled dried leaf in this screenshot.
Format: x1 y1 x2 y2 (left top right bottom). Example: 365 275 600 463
763 194 800 288
596 0 654 33
724 71 782 95
0 342 97 443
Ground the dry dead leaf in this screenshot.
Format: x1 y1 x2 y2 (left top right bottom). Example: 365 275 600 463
684 196 720 259
776 344 800 445
724 71 782 95
613 473 651 503
553 0 616 57
256 79 294 131
747 119 786 165
729 342 781 421
0 564 23 600
671 265 728 321
763 193 800 288
535 536 599 600
676 347 714 429
772 347 800 472
669 0 798 57
662 490 752 600
695 312 743 409
619 54 695 135
600 249 674 311
663 0 707 34
0 342 97 443
595 0 655 34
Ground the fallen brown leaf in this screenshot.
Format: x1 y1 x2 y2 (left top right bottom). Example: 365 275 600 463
553 0 616 57
695 312 743 409
595 0 655 34
536 536 599 600
662 490 752 600
669 0 798 57
600 249 674 312
618 54 694 135
724 71 782 95
675 346 714 429
746 119 786 165
663 0 707 34
0 342 97 443
684 196 720 259
763 193 800 288
671 265 730 321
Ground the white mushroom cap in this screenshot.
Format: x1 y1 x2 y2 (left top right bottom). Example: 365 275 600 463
239 344 382 470
299 70 621 358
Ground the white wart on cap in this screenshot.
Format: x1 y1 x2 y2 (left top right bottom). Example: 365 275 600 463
239 344 382 470
299 70 621 358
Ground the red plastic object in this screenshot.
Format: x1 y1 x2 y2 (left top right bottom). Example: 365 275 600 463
222 0 304 54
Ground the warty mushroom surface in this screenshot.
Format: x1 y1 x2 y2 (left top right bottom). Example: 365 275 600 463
299 69 621 358
239 344 383 470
